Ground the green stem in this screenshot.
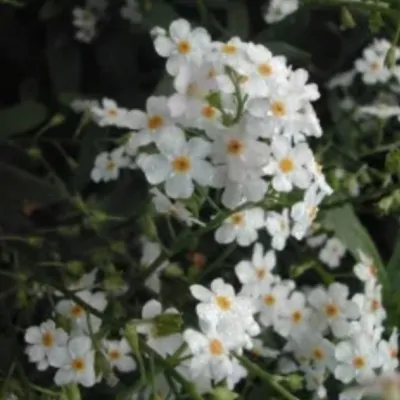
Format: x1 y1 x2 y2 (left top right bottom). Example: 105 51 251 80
236 354 301 400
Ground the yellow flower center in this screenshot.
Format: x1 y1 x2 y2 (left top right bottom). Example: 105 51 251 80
230 212 244 225
308 206 318 221
207 68 217 78
271 101 286 117
370 61 380 71
109 350 121 360
291 310 303 324
107 109 118 118
312 347 325 361
258 63 273 76
186 83 201 97
106 160 116 171
227 138 244 156
71 357 86 372
263 294 276 306
148 115 164 131
209 339 224 355
325 303 339 317
70 305 85 318
256 268 266 280
177 40 191 54
171 156 191 173
42 331 55 348
215 295 232 311
222 44 237 54
279 157 295 173
352 356 366 369
371 299 381 312
201 105 217 119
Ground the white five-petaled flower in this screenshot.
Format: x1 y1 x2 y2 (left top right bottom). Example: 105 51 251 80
291 184 326 240
265 208 291 251
264 136 312 192
91 98 129 127
56 290 107 334
308 283 360 338
102 338 137 373
354 251 378 288
90 146 129 183
154 19 211 75
138 135 214 199
335 334 379 384
214 207 265 247
52 336 96 387
25 320 68 371
235 242 277 296
378 328 399 372
319 237 346 269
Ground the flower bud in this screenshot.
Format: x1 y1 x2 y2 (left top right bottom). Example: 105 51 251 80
153 312 183 337
385 47 397 69
67 261 84 276
27 147 41 159
340 7 356 30
63 383 81 400
124 322 140 356
285 373 303 391
50 113 65 126
211 387 238 400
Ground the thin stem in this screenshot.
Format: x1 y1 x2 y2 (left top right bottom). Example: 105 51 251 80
236 354 301 400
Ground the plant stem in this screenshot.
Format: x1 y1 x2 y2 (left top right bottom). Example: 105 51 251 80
236 354 301 400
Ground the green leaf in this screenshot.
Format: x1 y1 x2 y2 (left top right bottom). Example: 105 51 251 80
227 1 249 40
0 101 47 139
0 162 65 209
263 41 311 62
39 0 64 20
46 25 81 94
386 233 400 287
322 204 388 287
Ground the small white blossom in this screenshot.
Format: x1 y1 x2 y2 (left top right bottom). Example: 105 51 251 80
103 338 136 373
319 237 346 269
265 208 291 251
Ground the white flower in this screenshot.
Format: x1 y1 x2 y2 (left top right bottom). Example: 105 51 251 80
138 135 214 199
274 291 311 338
91 98 129 128
120 0 142 23
52 336 96 387
90 146 129 183
308 283 360 338
335 334 379 384
352 284 387 326
354 251 378 287
348 314 383 345
25 320 68 371
190 278 259 347
125 96 180 152
103 338 136 373
154 19 211 75
265 208 291 251
214 207 265 247
150 188 203 227
319 237 346 269
264 0 299 23
71 98 99 113
355 48 391 85
291 185 325 240
72 7 96 43
326 69 356 89
140 238 168 294
136 299 183 357
257 279 295 328
56 290 107 334
358 104 400 119
378 328 399 373
306 233 327 248
235 242 277 296
183 321 239 386
264 137 312 192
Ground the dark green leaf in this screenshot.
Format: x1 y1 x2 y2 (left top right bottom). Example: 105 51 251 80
263 41 311 62
0 161 65 209
227 1 249 40
322 204 387 287
46 24 81 94
0 101 47 139
39 0 64 20
386 233 400 288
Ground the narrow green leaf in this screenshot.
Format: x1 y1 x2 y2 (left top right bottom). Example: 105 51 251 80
387 233 400 287
0 101 47 139
322 204 387 286
227 1 249 40
263 41 311 61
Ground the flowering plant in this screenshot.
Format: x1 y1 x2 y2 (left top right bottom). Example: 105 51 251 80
1 0 400 399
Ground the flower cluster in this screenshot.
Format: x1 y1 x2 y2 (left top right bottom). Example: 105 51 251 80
24 270 136 388
87 18 331 252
